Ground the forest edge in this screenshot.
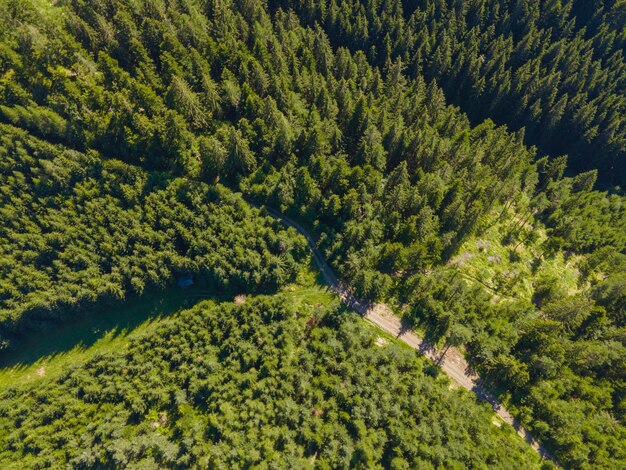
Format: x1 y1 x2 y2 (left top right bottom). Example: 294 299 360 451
253 201 559 465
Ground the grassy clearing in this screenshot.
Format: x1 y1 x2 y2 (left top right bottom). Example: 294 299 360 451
0 286 212 388
0 267 333 389
449 209 584 305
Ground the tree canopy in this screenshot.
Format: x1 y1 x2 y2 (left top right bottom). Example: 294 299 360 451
0 0 624 466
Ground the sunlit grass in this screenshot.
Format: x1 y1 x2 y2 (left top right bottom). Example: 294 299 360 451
449 208 584 305
0 278 334 389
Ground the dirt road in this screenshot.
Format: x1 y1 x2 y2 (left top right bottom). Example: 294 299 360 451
260 204 556 464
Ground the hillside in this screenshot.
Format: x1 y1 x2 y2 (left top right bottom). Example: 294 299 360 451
0 0 625 467
0 290 542 468
274 0 626 186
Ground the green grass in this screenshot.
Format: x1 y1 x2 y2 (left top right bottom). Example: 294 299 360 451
449 209 584 304
0 270 334 389
0 286 220 388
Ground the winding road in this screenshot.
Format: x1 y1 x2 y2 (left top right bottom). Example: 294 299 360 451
259 204 557 465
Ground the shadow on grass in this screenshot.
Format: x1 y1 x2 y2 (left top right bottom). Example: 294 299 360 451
0 285 229 371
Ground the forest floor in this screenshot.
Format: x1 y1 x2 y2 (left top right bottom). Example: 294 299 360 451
261 204 558 465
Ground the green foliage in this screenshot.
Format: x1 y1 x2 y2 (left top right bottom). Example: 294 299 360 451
0 294 541 468
0 0 624 466
0 125 308 348
540 176 626 253
278 0 626 187
0 0 537 300
397 210 626 467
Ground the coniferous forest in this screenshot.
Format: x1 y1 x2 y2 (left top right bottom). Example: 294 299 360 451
0 295 543 468
0 0 625 468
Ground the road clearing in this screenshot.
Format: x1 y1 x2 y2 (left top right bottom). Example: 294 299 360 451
259 203 557 465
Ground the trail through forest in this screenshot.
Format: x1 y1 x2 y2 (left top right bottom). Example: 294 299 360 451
259 204 558 464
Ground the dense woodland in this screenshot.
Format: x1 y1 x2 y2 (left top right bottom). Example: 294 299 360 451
0 295 541 468
277 0 626 187
0 124 308 348
0 0 625 467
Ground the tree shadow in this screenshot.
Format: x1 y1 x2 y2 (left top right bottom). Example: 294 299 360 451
471 380 499 408
0 285 227 370
397 314 414 338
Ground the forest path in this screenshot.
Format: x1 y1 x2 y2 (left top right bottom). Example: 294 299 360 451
258 203 557 465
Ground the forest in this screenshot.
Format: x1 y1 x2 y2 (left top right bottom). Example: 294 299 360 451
0 0 624 467
277 0 626 187
0 124 308 350
0 293 542 468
